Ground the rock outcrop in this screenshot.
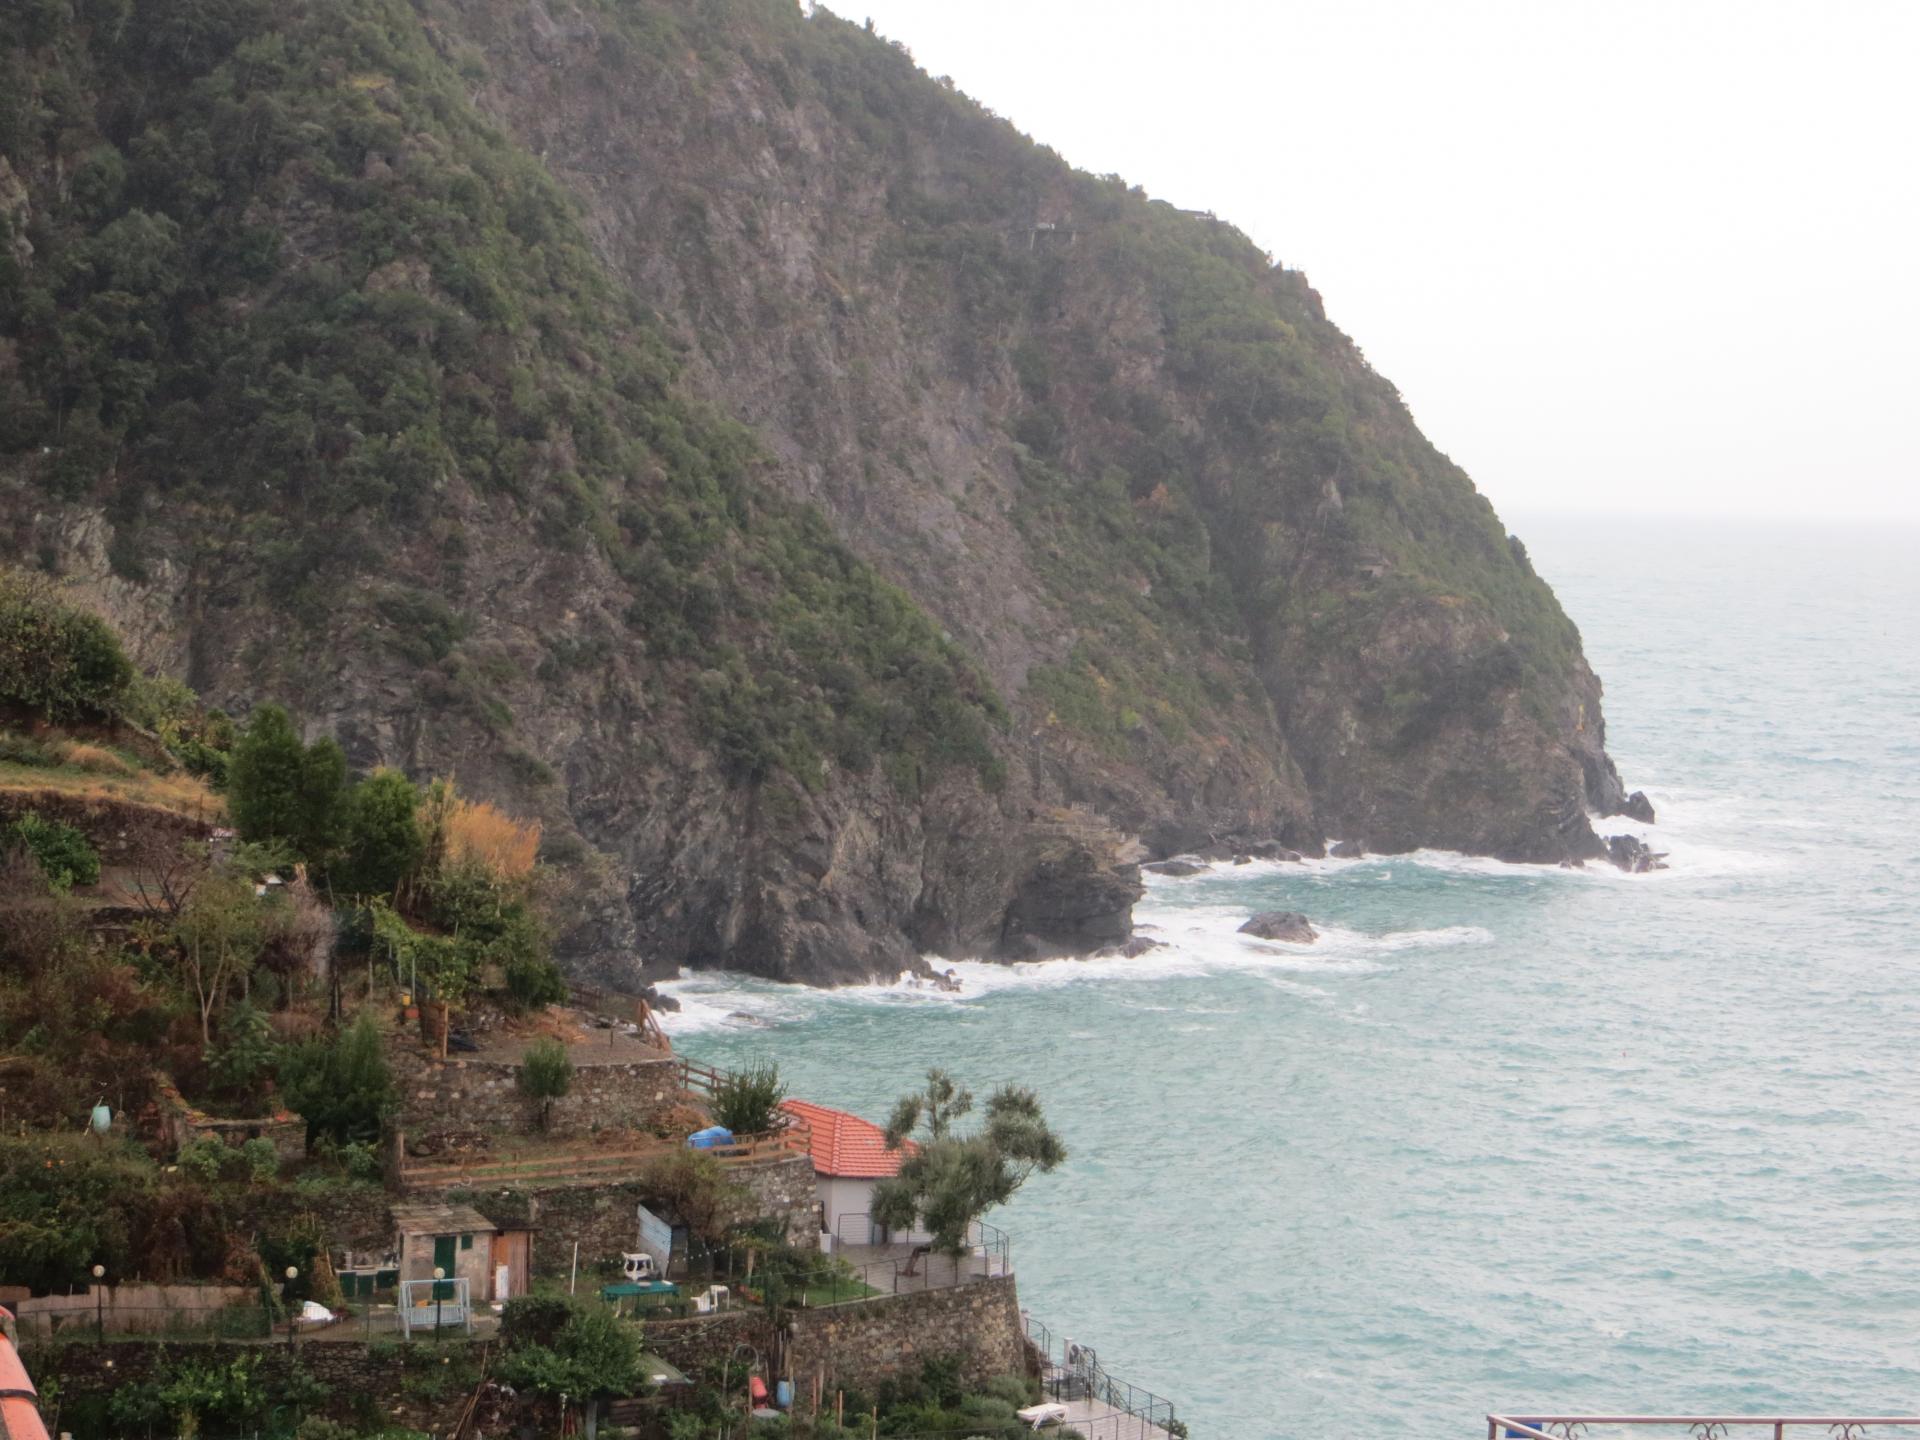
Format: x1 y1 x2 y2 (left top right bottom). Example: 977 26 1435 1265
1237 911 1319 944
1617 791 1658 824
1606 835 1669 874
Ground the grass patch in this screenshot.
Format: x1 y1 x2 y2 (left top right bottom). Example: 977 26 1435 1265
0 761 225 820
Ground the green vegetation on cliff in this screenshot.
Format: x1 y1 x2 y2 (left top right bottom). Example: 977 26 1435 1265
0 0 1002 794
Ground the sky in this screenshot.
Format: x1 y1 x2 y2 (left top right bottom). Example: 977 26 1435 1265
834 1 1920 524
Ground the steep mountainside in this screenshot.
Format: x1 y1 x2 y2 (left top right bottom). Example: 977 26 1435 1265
0 0 1636 984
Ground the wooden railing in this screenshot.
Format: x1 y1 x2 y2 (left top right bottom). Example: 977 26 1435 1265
399 1123 809 1190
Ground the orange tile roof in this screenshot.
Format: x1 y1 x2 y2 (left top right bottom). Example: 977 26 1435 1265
780 1098 916 1179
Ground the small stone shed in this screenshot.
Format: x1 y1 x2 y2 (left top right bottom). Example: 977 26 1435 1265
390 1202 532 1304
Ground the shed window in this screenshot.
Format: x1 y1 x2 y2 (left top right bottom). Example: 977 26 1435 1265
460 1234 473 1251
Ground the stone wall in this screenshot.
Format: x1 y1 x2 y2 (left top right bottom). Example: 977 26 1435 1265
394 1053 687 1149
23 1338 472 1433
458 1153 820 1282
787 1275 1026 1401
633 1278 1027 1408
233 1178 396 1252
9 1284 256 1339
735 1151 820 1247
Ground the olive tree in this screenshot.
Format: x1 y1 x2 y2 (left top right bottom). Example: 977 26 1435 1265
872 1069 1066 1256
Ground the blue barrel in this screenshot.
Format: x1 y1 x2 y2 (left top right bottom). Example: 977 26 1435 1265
775 1380 793 1409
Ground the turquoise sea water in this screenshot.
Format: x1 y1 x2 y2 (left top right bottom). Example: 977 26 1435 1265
660 514 1920 1438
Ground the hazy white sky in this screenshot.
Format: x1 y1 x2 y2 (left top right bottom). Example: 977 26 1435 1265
840 1 1920 523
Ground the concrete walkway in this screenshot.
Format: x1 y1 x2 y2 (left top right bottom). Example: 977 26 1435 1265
1053 1398 1180 1440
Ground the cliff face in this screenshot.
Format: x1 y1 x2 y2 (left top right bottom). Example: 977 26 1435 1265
0 0 1631 985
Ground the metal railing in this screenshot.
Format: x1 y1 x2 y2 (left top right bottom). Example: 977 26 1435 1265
1025 1313 1178 1434
1489 1418 1920 1439
829 1211 1013 1276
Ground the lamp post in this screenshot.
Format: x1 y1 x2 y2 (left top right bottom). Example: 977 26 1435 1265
432 1267 445 1338
285 1266 298 1354
91 1264 104 1340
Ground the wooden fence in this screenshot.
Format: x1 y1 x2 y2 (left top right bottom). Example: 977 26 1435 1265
396 1053 809 1190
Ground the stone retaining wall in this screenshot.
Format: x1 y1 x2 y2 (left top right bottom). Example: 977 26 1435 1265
395 1054 686 1148
495 1153 817 1279
23 1338 471 1433
632 1277 1026 1408
788 1274 1026 1400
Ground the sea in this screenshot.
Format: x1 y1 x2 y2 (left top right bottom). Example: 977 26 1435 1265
656 512 1920 1439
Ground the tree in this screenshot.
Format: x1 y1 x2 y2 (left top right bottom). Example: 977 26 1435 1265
637 1150 748 1255
172 869 264 1044
294 736 348 860
711 1060 787 1136
331 769 423 898
496 1300 646 1428
226 705 304 844
872 1069 1066 1257
518 1035 573 1132
227 705 344 861
279 1013 396 1149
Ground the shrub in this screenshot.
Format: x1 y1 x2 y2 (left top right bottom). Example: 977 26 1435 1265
444 796 541 880
712 1060 787 1136
495 1299 644 1404
178 1137 235 1184
0 731 64 766
518 1035 573 1130
279 1013 397 1149
236 1136 279 1182
204 998 279 1105
4 812 101 889
503 952 568 1010
0 568 133 718
63 741 135 775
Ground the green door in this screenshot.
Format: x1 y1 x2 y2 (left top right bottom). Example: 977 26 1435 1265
432 1235 457 1298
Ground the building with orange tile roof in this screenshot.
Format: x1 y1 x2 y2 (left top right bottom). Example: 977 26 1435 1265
779 1098 929 1248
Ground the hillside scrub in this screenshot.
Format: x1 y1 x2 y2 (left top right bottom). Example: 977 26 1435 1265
0 0 1006 798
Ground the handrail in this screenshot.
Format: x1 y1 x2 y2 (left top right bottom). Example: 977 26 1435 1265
1024 1312 1176 1428
1489 1417 1920 1438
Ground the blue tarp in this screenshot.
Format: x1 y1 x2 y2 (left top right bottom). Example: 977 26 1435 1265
687 1125 735 1149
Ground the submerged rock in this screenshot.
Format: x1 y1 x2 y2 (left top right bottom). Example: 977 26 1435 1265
1092 935 1166 959
1237 910 1319 943
1606 835 1669 873
1144 860 1209 877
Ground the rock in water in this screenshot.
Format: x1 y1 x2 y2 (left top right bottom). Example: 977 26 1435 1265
1618 790 1657 824
1144 860 1209 877
1237 911 1319 943
1091 935 1167 959
1330 839 1367 859
1606 835 1669 873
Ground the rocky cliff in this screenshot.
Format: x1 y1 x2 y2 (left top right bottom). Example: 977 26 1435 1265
0 0 1636 984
